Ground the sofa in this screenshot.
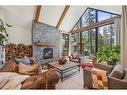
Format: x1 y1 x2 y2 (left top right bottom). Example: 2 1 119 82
1 43 59 89
83 63 127 89
0 61 59 89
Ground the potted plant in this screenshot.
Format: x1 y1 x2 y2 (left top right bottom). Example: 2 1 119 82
0 19 12 45
97 46 120 66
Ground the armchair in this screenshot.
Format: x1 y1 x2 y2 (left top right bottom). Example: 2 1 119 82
69 54 82 63
83 63 127 89
108 67 127 89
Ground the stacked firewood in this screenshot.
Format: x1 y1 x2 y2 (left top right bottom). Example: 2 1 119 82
5 43 33 61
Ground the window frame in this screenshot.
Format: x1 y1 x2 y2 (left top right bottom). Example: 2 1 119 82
70 7 121 55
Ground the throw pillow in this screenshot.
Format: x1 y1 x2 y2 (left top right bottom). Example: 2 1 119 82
109 64 125 79
22 56 30 65
72 53 78 59
18 62 40 75
81 63 93 68
0 61 17 72
15 56 30 65
15 58 22 65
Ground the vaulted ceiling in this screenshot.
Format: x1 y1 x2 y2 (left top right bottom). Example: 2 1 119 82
0 6 122 33
38 6 122 32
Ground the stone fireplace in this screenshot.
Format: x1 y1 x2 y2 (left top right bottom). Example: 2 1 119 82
43 48 53 59
32 22 60 64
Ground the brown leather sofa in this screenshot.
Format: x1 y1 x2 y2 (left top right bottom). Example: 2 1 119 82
0 61 59 89
83 64 127 89
3 43 59 89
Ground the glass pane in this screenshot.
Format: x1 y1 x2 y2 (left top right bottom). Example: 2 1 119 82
98 24 115 51
62 33 69 56
82 9 96 27
71 33 80 54
98 11 116 22
73 19 81 30
82 29 96 55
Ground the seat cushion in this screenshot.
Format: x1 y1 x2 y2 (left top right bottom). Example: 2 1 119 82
109 64 125 79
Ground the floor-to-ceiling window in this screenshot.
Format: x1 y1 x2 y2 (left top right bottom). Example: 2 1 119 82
98 24 115 51
71 7 119 55
71 32 80 54
82 29 96 55
62 33 69 56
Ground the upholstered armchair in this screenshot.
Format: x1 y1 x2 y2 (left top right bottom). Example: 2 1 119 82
83 64 113 89
83 63 127 89
108 68 127 89
69 53 82 63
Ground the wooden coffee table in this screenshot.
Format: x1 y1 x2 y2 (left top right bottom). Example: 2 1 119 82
48 61 80 82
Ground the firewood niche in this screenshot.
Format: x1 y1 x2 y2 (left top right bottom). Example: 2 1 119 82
34 42 57 46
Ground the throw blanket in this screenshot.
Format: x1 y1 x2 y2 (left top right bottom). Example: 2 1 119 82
0 72 29 89
91 68 108 89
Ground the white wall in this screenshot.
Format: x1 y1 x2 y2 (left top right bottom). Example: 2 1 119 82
0 6 35 45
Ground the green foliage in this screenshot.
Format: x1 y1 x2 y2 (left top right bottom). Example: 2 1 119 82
83 9 96 54
98 24 114 50
0 19 12 44
97 46 120 66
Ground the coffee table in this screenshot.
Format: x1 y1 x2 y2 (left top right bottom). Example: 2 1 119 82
48 61 80 82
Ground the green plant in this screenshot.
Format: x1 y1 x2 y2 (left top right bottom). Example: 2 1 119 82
97 46 120 66
0 19 12 44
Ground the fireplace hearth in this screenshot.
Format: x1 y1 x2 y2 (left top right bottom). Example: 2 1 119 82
43 48 53 59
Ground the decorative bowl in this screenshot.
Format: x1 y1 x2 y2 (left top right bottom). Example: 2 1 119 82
58 58 67 65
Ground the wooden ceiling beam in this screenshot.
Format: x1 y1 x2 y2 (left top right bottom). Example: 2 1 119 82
34 5 41 23
70 16 120 34
56 5 70 29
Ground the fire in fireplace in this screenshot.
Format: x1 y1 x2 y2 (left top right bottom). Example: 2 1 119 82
43 48 53 59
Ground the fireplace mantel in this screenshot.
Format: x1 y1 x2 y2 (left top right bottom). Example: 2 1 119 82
34 42 57 46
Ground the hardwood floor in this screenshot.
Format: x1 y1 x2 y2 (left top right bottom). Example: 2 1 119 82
56 68 85 89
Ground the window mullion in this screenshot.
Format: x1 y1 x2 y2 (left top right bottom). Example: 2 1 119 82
95 10 98 55
80 18 83 54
